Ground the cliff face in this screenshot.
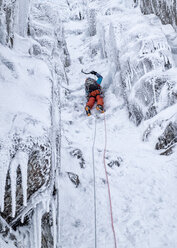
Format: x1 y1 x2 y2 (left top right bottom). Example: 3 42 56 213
140 0 177 29
0 0 70 247
96 2 177 155
131 0 177 153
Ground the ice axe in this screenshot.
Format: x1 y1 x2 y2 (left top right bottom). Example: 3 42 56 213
81 69 91 75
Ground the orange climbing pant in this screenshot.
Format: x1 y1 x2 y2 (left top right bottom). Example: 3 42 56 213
86 90 104 109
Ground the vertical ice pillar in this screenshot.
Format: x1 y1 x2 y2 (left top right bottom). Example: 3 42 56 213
0 0 6 45
15 0 30 37
87 8 96 36
108 23 120 71
0 148 10 212
10 151 29 218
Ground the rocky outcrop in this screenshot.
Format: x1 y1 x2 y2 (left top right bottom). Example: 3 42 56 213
156 121 177 155
97 3 177 154
140 0 177 29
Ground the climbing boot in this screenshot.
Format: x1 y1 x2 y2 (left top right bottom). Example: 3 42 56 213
96 105 104 113
85 106 91 116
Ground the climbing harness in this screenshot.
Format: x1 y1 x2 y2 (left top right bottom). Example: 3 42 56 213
92 113 117 248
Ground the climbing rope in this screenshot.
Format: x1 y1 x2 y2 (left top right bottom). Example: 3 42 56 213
92 117 97 248
103 113 117 248
92 114 117 248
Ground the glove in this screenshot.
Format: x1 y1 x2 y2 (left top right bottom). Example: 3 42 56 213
90 71 97 75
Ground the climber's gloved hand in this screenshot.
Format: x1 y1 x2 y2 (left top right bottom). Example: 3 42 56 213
90 71 97 75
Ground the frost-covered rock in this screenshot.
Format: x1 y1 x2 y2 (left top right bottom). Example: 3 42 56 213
0 0 70 247
96 2 177 153
156 121 177 154
0 0 31 47
103 11 177 126
87 8 97 36
29 1 70 66
140 0 177 29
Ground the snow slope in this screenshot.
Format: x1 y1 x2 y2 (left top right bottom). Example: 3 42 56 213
58 2 177 248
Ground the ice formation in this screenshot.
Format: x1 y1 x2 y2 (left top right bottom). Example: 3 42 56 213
10 151 28 218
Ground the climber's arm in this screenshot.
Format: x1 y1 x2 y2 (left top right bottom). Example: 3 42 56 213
90 71 103 85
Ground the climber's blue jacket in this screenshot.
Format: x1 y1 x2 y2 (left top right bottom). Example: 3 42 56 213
95 72 103 85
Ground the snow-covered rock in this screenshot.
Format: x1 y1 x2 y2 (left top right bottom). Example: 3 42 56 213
96 3 177 154
140 0 177 29
0 0 70 247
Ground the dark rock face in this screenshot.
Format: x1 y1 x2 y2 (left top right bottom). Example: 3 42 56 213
140 0 177 28
67 172 80 187
32 44 42 56
70 149 85 168
128 103 144 126
108 160 121 168
155 122 177 154
0 217 20 247
41 212 53 248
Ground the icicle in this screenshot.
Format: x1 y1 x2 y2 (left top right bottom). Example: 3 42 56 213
16 0 30 37
152 78 157 107
19 151 28 207
37 206 42 248
32 203 44 248
32 207 37 248
10 151 29 217
143 60 147 74
10 155 19 218
0 148 10 212
21 212 25 224
51 200 57 248
46 199 50 213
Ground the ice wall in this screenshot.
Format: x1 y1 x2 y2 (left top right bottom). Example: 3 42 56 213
97 1 177 154
0 0 31 46
15 0 30 37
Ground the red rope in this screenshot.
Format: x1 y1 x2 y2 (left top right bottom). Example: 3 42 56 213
103 113 117 248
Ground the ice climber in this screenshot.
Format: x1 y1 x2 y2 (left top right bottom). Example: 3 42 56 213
84 70 104 116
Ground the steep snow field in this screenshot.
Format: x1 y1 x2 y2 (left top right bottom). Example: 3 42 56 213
59 3 177 248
